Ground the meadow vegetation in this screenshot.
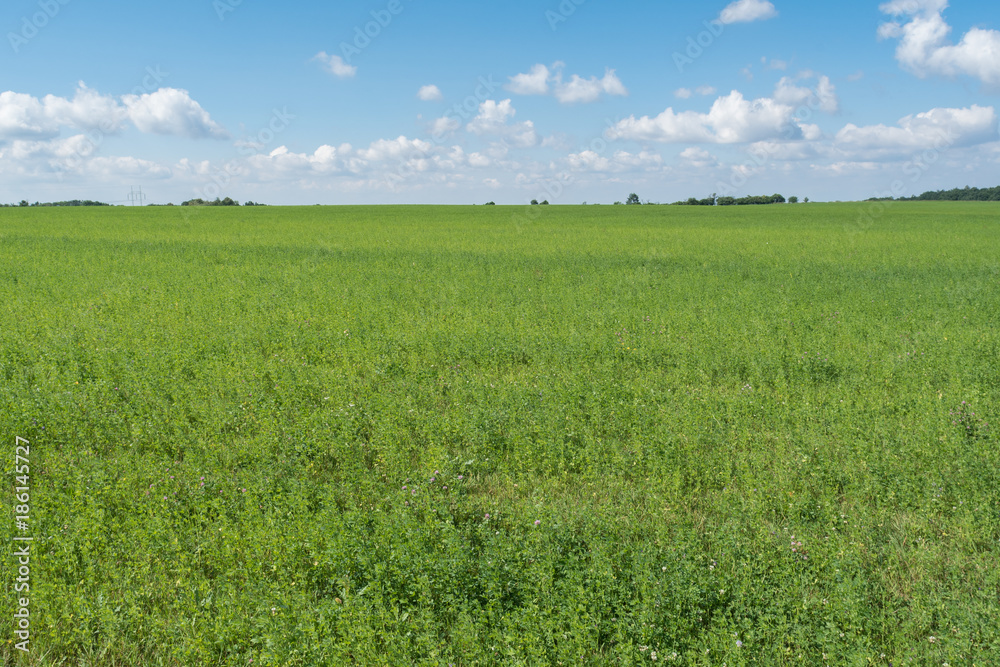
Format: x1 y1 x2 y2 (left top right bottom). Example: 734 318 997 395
1 203 998 665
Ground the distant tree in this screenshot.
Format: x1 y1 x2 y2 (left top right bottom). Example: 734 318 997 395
717 196 736 206
530 199 539 205
540 200 549 205
613 201 623 205
804 197 810 203
484 201 496 205
19 200 29 207
788 196 799 203
626 193 641 205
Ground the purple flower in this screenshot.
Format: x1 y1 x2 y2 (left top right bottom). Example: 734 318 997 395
736 640 743 648
534 520 541 526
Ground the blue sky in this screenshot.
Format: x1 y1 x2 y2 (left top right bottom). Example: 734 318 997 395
1 0 998 204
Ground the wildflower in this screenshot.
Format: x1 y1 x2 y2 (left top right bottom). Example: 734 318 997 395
736 640 743 648
534 520 541 526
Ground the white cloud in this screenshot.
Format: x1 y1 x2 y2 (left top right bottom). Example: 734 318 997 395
676 85 717 100
554 69 627 104
835 105 998 156
679 147 719 168
357 136 433 162
746 140 819 161
87 156 171 178
878 0 1000 86
43 83 127 133
430 115 461 139
507 64 552 95
506 63 628 104
0 84 126 140
606 91 801 144
566 149 663 173
122 88 229 140
0 84 225 142
466 99 537 147
469 152 491 167
719 0 778 24
418 85 443 101
773 74 839 113
0 92 57 139
312 51 358 79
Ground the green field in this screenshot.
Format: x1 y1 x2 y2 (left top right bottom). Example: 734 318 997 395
1 203 998 665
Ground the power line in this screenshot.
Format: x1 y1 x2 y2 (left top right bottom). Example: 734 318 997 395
127 186 146 207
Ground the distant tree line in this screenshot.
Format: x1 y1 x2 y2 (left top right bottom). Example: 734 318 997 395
614 192 800 206
2 200 110 207
869 185 1000 202
182 197 240 206
674 193 789 206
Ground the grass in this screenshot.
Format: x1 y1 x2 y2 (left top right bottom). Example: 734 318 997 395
1 202 999 665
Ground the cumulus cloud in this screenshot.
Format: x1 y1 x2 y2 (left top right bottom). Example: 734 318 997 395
679 147 720 168
466 99 537 147
506 63 628 103
0 84 226 142
417 84 443 101
566 149 663 173
835 104 998 157
312 51 358 79
719 0 778 24
773 74 839 113
430 115 461 139
0 84 126 140
554 70 627 104
44 84 128 133
507 64 552 95
122 88 229 140
677 85 718 99
606 91 802 144
878 0 1000 86
0 92 57 139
